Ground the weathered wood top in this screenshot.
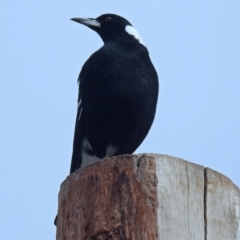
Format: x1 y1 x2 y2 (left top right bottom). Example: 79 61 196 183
56 154 240 240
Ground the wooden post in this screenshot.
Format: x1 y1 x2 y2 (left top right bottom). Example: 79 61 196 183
56 154 240 240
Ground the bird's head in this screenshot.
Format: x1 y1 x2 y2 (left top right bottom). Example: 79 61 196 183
71 13 145 46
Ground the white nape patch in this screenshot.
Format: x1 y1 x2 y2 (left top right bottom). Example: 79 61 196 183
81 138 100 167
105 145 118 158
125 25 145 46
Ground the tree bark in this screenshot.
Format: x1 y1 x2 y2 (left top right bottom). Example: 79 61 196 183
56 154 240 240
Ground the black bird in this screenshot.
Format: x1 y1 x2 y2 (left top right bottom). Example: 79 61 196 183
70 13 159 173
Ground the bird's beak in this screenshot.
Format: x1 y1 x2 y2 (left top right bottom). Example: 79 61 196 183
71 17 101 28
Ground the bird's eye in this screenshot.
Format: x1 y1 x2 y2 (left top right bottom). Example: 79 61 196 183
105 16 112 22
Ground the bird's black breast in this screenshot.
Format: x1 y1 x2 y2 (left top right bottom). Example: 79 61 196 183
79 42 158 158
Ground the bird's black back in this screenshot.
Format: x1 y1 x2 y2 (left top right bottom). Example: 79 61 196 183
70 41 158 173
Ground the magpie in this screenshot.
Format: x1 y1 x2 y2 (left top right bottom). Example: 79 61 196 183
70 13 159 173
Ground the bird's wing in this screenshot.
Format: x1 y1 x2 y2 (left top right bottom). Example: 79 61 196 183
69 96 85 174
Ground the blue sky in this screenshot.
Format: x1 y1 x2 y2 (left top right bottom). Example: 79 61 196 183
1 1 240 239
